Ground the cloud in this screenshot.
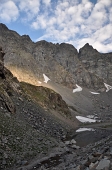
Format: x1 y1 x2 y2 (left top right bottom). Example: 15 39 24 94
42 0 51 6
0 0 112 53
109 7 112 22
0 1 19 23
76 24 112 53
31 0 111 53
98 0 112 7
18 0 40 21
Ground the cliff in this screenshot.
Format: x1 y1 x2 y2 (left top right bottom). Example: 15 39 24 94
0 23 112 90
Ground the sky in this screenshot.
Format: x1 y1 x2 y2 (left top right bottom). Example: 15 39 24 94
0 0 112 53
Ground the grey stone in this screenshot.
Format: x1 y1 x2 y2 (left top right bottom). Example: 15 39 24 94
65 141 70 145
89 161 99 170
2 159 6 165
71 145 80 149
96 159 110 170
70 139 77 144
109 147 112 155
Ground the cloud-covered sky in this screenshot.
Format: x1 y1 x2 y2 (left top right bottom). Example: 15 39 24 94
0 0 112 53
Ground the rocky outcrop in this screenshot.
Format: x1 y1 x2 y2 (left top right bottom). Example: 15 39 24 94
79 43 112 87
0 48 16 113
0 46 5 79
0 89 15 114
21 82 71 118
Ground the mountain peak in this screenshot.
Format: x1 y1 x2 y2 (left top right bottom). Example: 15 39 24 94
81 43 94 50
79 43 98 54
21 34 32 42
0 23 8 30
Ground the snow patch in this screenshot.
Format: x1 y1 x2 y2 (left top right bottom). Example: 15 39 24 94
76 128 95 132
90 91 100 94
76 116 96 123
87 115 99 119
73 84 82 93
43 74 50 83
104 83 112 92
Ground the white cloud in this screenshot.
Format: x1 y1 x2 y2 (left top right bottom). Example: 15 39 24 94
109 8 112 22
18 0 40 21
98 0 112 7
76 23 112 52
94 24 112 43
0 1 19 22
93 42 112 53
19 0 112 52
0 0 112 53
42 0 51 6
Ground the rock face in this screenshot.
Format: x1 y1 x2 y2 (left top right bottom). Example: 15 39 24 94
79 43 112 89
0 23 112 90
0 47 16 113
0 46 5 78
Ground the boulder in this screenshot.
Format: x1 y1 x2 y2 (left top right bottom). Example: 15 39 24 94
96 159 110 170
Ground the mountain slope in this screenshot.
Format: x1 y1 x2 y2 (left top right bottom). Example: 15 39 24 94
0 24 112 170
0 23 112 121
0 47 78 170
0 23 112 90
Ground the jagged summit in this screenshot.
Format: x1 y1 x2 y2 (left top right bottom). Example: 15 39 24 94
79 43 98 53
0 23 8 30
21 34 32 41
81 43 94 49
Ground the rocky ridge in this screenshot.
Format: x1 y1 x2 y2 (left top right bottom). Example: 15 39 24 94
0 23 112 90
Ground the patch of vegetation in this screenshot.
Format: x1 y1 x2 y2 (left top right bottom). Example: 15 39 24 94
20 82 71 118
20 82 49 104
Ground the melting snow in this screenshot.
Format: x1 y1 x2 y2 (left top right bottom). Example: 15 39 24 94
104 83 112 92
76 128 95 132
90 91 100 94
76 116 96 123
87 115 99 119
86 115 95 119
73 84 82 93
43 74 50 83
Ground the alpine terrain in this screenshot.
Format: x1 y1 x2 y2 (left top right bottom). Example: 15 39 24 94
0 23 112 170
